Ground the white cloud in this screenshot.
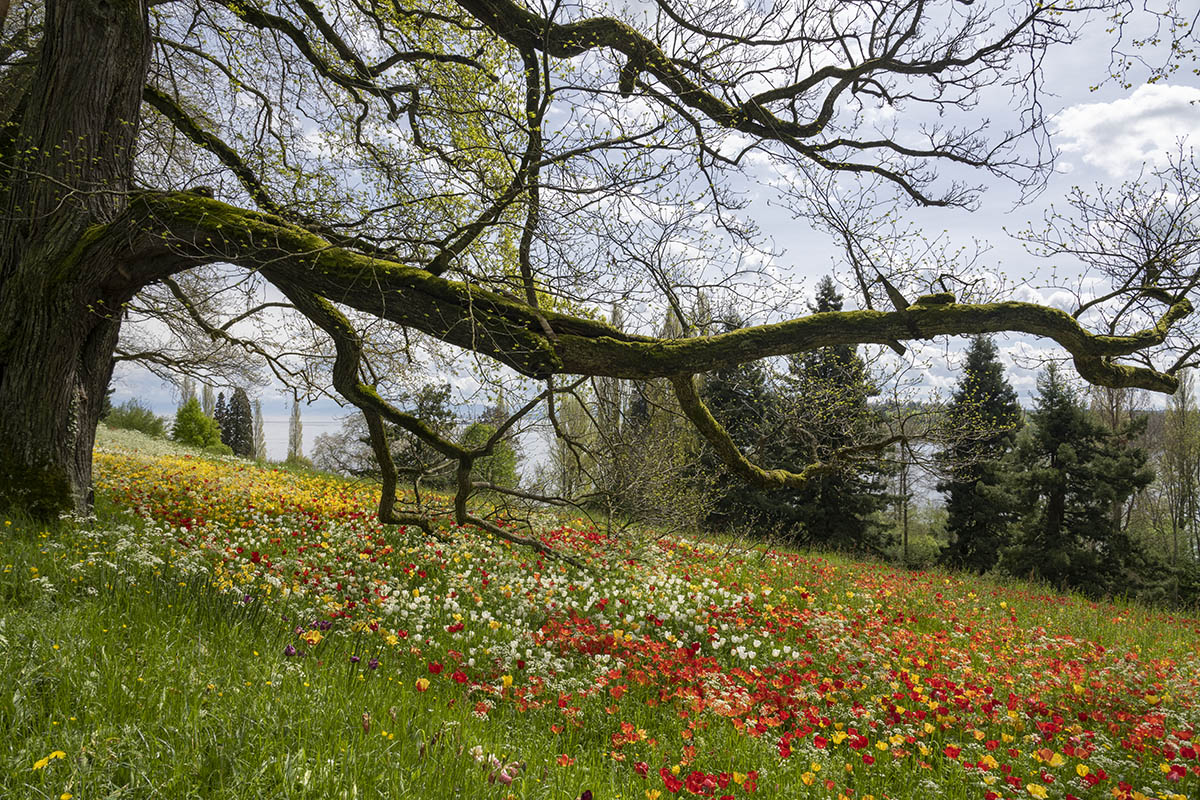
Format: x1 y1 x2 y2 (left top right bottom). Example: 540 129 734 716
1055 84 1200 178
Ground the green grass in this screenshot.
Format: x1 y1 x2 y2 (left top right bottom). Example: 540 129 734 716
0 516 551 800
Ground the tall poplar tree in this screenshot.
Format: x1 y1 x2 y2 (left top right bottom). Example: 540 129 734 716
939 336 1022 572
287 399 304 462
202 384 215 418
253 398 266 461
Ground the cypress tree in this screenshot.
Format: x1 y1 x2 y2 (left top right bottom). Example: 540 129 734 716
1000 364 1154 597
214 392 229 444
938 336 1022 572
227 388 255 458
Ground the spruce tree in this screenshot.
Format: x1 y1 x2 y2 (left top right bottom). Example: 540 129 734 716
1000 364 1154 597
227 388 255 457
938 336 1022 572
698 336 786 533
779 276 887 552
214 392 229 445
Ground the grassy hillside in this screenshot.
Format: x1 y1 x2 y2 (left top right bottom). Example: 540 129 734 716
1 426 1197 799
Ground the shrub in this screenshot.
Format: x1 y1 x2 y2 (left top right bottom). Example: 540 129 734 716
883 533 943 568
283 453 316 472
172 396 223 449
104 399 167 438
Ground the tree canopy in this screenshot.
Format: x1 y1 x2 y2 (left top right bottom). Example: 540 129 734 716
1 0 1199 557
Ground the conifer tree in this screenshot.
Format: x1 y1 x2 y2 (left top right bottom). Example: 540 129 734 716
779 277 887 551
939 336 1022 572
390 383 456 485
698 341 785 533
214 392 229 444
1001 364 1154 597
226 388 255 458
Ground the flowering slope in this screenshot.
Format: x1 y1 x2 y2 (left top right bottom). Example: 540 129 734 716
89 437 1200 800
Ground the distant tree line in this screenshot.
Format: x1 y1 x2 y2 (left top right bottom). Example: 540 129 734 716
103 378 268 462
140 273 1200 608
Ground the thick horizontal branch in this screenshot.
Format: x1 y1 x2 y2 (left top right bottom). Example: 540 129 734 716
125 191 1188 394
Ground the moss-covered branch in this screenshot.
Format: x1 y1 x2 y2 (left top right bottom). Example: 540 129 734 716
671 374 908 491
134 191 1189 394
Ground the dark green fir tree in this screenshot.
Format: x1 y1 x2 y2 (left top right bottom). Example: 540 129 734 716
779 276 888 552
697 327 786 534
214 392 229 445
938 335 1022 572
1000 364 1154 597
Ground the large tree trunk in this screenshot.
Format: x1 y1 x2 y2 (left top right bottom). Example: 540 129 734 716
0 0 149 515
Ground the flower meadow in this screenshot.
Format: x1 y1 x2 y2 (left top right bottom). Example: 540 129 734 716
2 427 1199 799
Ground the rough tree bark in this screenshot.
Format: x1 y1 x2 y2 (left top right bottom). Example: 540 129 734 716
0 0 151 514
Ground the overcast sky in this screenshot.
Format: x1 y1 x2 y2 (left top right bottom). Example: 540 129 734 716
109 7 1200 460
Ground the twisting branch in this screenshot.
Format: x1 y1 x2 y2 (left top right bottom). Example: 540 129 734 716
273 280 584 566
361 406 448 541
671 373 905 490
453 0 1070 203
